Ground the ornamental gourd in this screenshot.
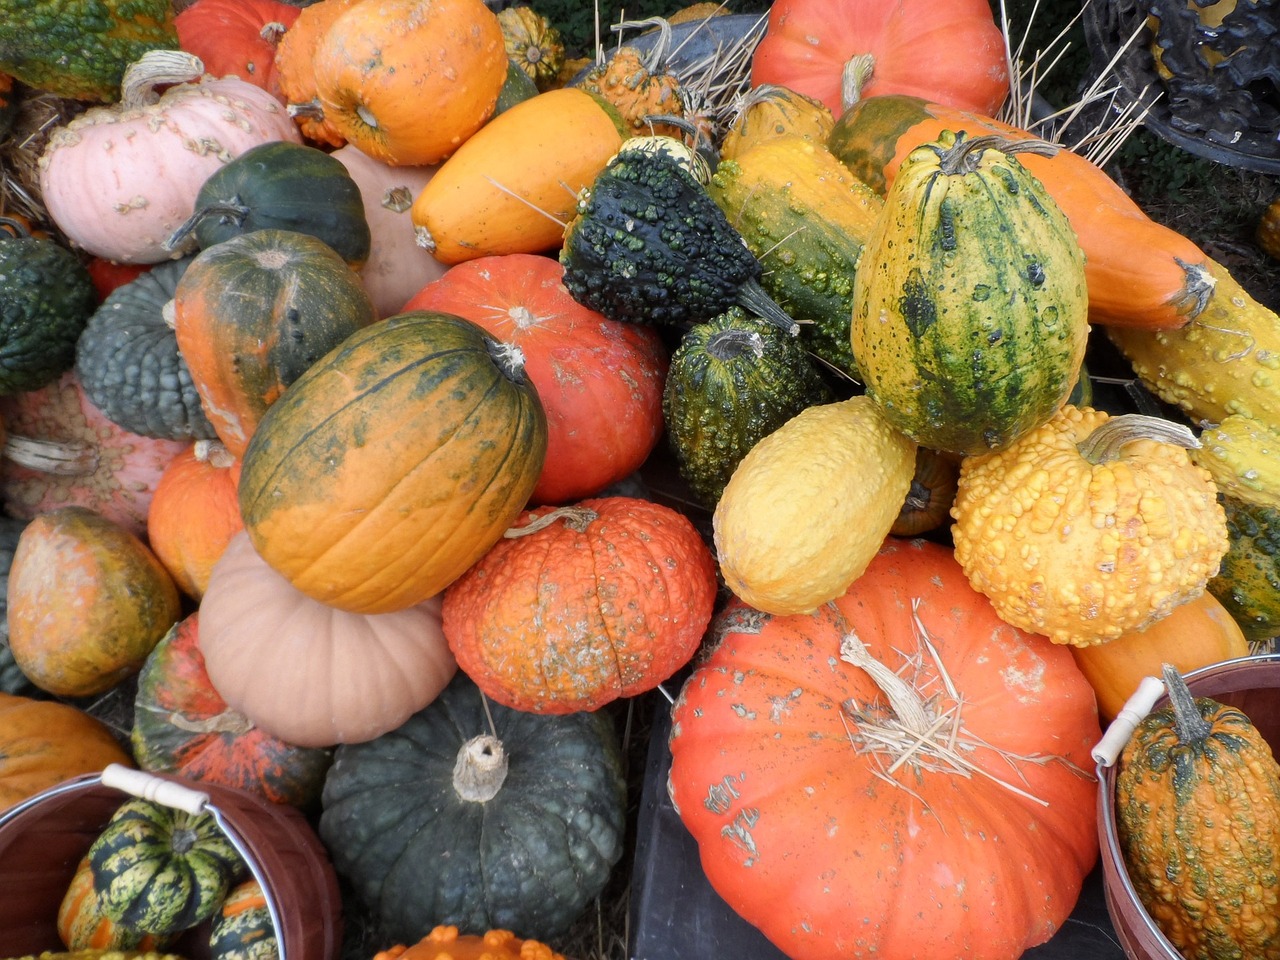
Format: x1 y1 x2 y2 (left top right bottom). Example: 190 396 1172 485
1210 496 1280 642
1115 663 1280 958
575 18 686 138
375 926 567 960
237 312 547 614
851 131 1088 456
952 407 1229 646
668 537 1102 960
208 878 276 960
58 855 170 952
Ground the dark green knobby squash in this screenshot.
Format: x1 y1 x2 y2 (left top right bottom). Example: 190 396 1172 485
319 671 626 943
1209 495 1280 644
166 141 371 269
75 257 217 441
87 796 245 936
559 143 798 334
664 306 834 508
851 130 1089 455
0 515 32 695
0 221 97 396
1115 663 1280 958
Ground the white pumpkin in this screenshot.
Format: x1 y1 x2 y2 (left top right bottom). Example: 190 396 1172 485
37 50 300 264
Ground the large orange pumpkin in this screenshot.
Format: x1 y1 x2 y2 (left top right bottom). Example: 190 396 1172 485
402 254 668 504
668 537 1101 960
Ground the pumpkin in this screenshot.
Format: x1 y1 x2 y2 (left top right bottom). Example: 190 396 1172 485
145 441 243 600
198 532 458 748
75 256 218 443
208 878 276 960
442 496 717 713
0 693 134 813
58 856 169 952
890 446 960 537
37 50 300 264
409 87 628 265
952 407 1229 646
0 372 189 539
236 312 547 614
0 0 177 102
575 19 686 138
851 131 1088 456
713 395 917 615
750 0 1008 117
7 507 181 697
496 6 564 92
85 259 152 305
1069 592 1249 723
331 144 447 318
319 671 626 943
311 0 508 165
171 227 376 458
174 0 300 94
87 796 245 936
718 83 835 161
667 537 1102 960
374 926 566 960
1115 663 1280 958
132 613 333 808
270 0 361 146
402 254 668 504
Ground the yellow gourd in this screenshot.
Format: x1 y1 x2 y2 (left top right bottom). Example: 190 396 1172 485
718 83 835 161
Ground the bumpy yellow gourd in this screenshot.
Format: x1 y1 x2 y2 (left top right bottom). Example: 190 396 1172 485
712 395 916 615
952 405 1229 646
1192 413 1280 509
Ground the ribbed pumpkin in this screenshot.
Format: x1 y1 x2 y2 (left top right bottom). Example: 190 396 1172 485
58 856 169 952
132 613 333 808
237 311 547 614
0 693 134 813
174 0 300 94
375 926 567 960
171 228 375 458
1115 663 1280 958
442 496 718 714
7 506 182 697
402 254 667 504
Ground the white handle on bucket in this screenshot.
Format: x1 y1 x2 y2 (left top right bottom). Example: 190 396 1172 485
101 763 210 815
1091 675 1167 767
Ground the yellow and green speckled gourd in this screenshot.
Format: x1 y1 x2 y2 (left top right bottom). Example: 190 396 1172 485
851 130 1089 456
1115 663 1280 959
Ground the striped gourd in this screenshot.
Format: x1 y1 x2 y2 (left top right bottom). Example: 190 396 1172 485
209 878 277 960
851 130 1089 455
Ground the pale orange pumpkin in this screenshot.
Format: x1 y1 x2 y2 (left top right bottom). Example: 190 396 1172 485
311 0 508 165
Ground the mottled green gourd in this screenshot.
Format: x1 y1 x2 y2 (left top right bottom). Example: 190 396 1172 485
1193 414 1280 510
664 307 834 508
1115 663 1280 959
1209 495 1280 643
0 0 178 102
559 146 798 335
851 130 1089 455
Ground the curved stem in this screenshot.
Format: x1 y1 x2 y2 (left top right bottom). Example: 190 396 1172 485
120 50 205 108
164 200 249 252
3 435 97 476
936 132 1060 176
504 505 597 538
840 54 875 111
1076 413 1201 465
483 337 529 386
839 626 931 735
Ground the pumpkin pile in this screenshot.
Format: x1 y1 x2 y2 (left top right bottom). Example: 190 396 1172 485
0 0 1276 957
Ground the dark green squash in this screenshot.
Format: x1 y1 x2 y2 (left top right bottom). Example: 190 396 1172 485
1115 663 1280 958
1209 495 1280 644
494 58 539 116
208 878 277 960
74 257 217 442
0 514 32 695
559 143 798 335
87 796 245 937
0 222 97 396
166 141 371 269
319 671 627 943
663 306 834 508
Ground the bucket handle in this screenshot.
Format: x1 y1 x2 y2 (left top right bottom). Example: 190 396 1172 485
1091 675 1166 767
100 763 210 815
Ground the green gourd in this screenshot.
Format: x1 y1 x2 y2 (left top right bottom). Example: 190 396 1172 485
1209 495 1280 644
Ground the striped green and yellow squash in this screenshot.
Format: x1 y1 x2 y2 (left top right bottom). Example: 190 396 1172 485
209 878 277 960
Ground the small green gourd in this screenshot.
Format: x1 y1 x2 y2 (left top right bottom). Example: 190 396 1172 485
1209 495 1280 644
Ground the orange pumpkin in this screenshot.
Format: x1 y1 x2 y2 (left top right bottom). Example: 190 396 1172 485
0 693 134 813
146 441 244 599
442 497 718 714
1069 591 1250 722
890 446 960 537
175 0 300 94
7 506 182 697
375 925 567 960
311 0 508 165
271 0 362 146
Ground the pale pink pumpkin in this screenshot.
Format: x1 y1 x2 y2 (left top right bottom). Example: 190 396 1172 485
0 372 188 538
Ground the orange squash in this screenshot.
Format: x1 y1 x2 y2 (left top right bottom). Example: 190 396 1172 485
271 0 361 146
1069 591 1250 722
375 926 567 960
409 87 628 264
311 0 508 165
58 855 168 951
7 506 182 697
0 693 134 813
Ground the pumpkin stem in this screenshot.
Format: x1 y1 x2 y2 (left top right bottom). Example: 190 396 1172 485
1076 413 1201 465
706 328 766 362
839 626 932 735
287 99 326 122
120 50 206 109
260 20 288 44
840 54 875 111
504 506 597 538
936 132 1061 176
194 439 236 469
484 337 530 386
615 17 674 74
2 434 97 476
158 705 256 736
452 734 509 802
1160 662 1215 744
163 201 250 252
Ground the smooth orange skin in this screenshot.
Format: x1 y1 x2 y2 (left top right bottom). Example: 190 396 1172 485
175 0 301 94
0 693 134 813
7 506 182 697
313 0 508 165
